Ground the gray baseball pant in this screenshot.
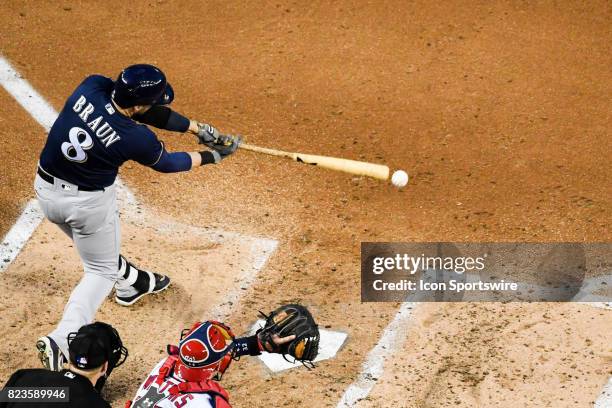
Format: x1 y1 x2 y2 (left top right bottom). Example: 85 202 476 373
34 173 134 357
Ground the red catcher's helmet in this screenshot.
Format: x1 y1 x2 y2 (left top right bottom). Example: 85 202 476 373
175 321 235 382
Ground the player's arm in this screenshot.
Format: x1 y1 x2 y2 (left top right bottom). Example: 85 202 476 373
132 130 235 173
132 106 204 136
151 149 221 172
149 142 238 173
132 106 191 133
232 333 296 357
133 106 240 152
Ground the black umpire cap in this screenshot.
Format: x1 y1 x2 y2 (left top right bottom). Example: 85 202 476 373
1 322 126 407
68 322 128 370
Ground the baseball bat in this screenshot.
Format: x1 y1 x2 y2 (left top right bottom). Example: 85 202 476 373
240 143 390 180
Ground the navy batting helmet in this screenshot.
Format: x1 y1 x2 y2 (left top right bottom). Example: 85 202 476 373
111 64 174 108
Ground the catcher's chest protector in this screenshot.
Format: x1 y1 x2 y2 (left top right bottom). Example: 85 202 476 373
131 356 231 408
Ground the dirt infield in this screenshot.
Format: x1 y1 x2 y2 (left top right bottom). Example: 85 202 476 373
1 1 610 407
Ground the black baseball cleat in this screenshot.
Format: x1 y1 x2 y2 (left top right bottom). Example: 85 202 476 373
36 336 66 371
115 270 171 307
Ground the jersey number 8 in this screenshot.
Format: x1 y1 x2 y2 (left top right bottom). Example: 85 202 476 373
61 126 94 163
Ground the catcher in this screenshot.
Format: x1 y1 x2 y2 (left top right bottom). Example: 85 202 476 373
127 304 319 408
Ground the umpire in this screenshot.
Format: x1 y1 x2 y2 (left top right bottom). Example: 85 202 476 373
0 322 127 408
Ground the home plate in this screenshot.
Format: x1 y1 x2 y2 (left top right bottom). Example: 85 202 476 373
251 319 347 372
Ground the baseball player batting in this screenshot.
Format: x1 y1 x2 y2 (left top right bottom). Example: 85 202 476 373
34 64 241 373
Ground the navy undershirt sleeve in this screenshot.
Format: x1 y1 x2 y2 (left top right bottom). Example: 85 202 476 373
167 111 190 132
133 106 190 133
133 106 171 129
151 150 192 173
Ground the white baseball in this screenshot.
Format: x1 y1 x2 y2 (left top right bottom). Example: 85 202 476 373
391 170 409 188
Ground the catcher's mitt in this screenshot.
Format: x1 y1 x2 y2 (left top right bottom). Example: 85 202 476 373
257 304 319 367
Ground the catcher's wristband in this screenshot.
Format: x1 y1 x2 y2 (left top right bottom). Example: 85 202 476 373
232 335 262 357
199 150 221 165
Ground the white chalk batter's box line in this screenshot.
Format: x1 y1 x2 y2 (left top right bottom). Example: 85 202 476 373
1 54 610 405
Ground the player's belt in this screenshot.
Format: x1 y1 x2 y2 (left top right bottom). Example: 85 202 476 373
37 167 103 192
